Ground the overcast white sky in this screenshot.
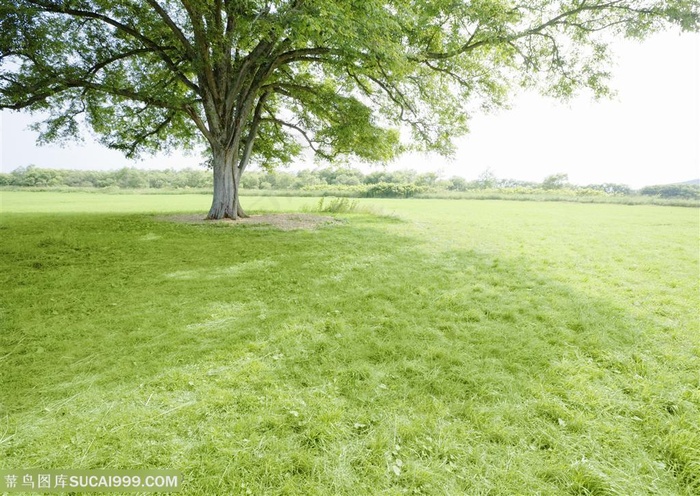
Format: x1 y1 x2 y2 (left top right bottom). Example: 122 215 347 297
1 30 698 188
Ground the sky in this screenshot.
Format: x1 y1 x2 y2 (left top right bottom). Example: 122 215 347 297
1 30 698 188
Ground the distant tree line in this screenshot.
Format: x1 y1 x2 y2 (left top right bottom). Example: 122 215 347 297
2 165 698 200
637 184 700 199
0 165 211 189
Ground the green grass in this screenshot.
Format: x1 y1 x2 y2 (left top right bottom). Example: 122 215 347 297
0 191 312 214
1 192 699 495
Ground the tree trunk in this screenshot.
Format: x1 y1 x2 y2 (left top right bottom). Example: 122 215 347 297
231 93 268 220
206 93 264 220
236 197 249 218
233 162 249 218
207 146 237 220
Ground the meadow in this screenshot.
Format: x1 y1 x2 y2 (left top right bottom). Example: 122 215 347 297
1 191 698 495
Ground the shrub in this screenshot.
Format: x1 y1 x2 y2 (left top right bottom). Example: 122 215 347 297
363 182 425 198
317 196 359 213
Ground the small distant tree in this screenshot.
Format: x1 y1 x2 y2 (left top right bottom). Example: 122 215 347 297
1 1 697 218
239 171 261 190
448 176 468 192
115 168 148 189
333 174 360 186
364 170 418 185
181 168 212 188
586 183 633 195
416 172 440 187
293 169 322 189
475 169 499 189
541 173 570 190
265 171 295 190
316 167 364 186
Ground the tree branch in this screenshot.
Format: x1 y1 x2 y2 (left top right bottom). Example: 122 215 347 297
116 111 176 158
180 0 219 103
87 47 164 76
144 0 197 59
422 60 472 88
185 104 214 145
422 0 638 60
262 116 333 160
237 91 270 177
273 47 332 67
25 0 200 93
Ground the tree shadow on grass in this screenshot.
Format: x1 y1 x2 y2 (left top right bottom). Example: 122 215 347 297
1 212 696 494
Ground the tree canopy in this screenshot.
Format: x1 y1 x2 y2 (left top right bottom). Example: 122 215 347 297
1 0 697 218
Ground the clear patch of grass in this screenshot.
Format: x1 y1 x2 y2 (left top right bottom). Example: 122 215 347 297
1 194 698 494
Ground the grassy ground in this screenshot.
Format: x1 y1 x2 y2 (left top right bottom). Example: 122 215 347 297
1 192 698 495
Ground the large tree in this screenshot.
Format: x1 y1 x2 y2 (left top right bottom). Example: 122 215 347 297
1 0 697 219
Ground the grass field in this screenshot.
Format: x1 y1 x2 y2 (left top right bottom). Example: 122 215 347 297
1 192 699 495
